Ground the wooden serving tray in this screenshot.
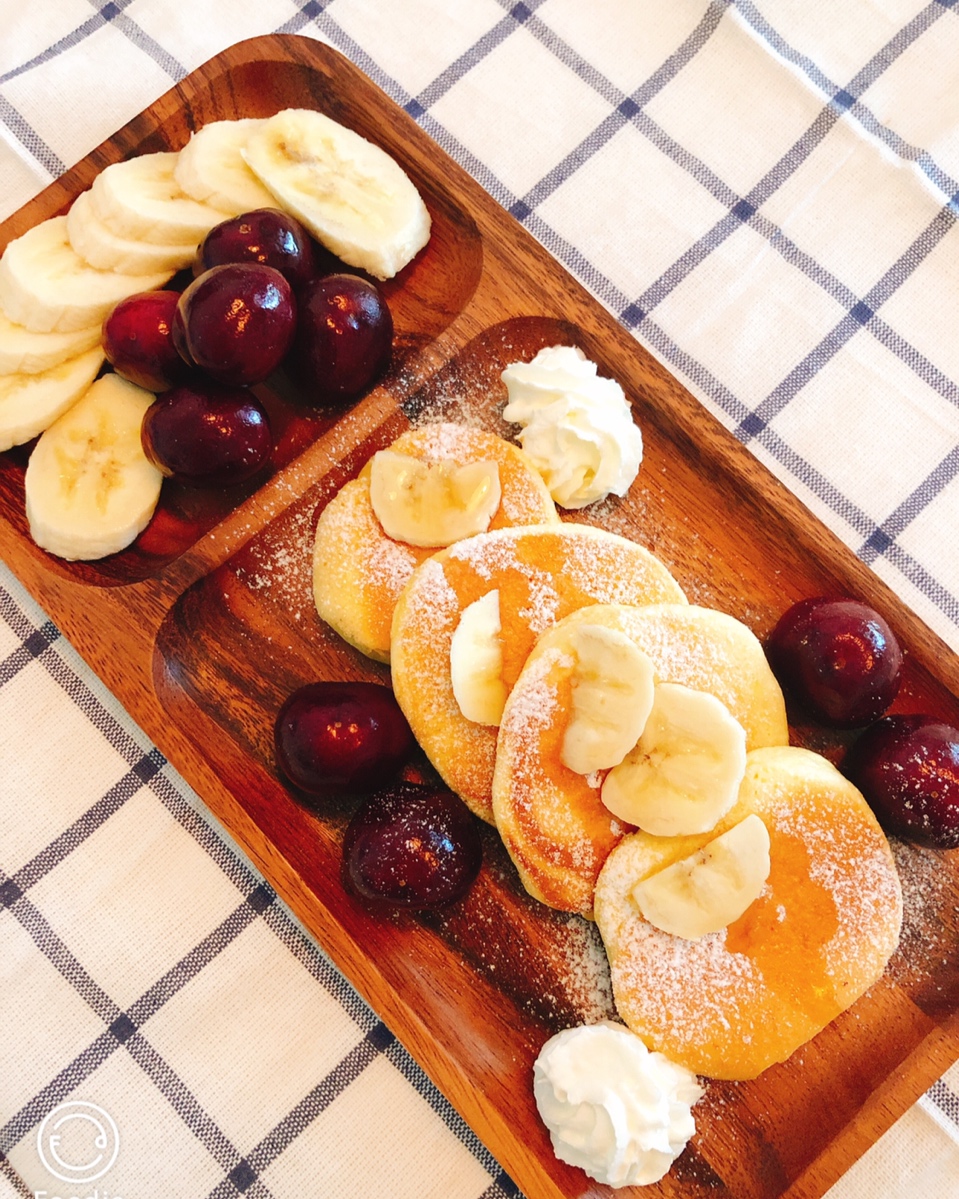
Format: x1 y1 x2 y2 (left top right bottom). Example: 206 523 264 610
2 35 958 1199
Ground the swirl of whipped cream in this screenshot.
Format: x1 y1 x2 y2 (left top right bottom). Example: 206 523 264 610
502 345 642 509
533 1021 703 1188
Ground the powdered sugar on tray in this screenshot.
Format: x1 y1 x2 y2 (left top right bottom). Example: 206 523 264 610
235 501 316 622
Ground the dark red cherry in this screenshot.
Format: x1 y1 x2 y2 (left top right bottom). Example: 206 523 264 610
843 715 959 848
274 681 414 799
141 381 272 486
176 262 296 386
289 273 392 405
343 781 482 909
102 290 191 392
766 597 902 727
195 209 318 289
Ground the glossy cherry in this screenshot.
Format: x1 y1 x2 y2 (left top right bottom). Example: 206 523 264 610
766 596 902 727
343 781 482 909
274 681 414 799
102 290 191 392
141 381 272 486
195 208 318 289
289 273 392 405
176 262 296 386
843 714 959 848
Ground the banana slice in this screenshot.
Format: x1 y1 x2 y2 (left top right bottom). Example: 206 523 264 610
241 108 432 279
369 449 501 547
450 589 507 725
560 623 655 775
601 683 747 836
25 373 162 560
0 347 104 452
0 310 100 375
90 152 228 246
174 119 276 215
0 216 171 333
67 190 196 275
632 814 771 940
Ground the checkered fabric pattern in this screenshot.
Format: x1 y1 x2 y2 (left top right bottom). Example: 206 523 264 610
1 2 958 1197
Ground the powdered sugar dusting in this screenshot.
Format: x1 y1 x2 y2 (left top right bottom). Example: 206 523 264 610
550 915 617 1024
236 502 315 621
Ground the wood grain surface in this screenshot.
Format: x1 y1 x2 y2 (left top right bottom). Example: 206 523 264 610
1 35 957 1199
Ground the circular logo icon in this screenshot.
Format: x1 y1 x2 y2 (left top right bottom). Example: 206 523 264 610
37 1100 120 1184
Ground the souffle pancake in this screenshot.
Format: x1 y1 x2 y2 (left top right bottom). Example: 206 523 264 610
390 524 686 823
492 603 789 915
312 422 558 662
594 746 903 1080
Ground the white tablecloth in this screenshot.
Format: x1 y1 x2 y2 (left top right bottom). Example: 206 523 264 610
2 2 958 1196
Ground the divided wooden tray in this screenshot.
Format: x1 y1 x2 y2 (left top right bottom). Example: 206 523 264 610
2 35 958 1199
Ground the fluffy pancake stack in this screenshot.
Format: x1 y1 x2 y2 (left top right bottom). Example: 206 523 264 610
312 421 902 1081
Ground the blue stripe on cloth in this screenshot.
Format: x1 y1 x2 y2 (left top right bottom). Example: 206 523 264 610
409 0 552 113
0 571 511 1191
926 1078 959 1128
637 314 959 624
0 882 266 1153
0 0 138 85
0 1152 32 1199
3 752 164 896
102 9 188 81
511 0 731 213
860 447 959 564
734 205 957 441
204 1024 400 1198
0 623 59 686
0 94 64 178
732 0 959 209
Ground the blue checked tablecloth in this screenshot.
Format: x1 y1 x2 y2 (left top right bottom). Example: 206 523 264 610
2 2 959 1196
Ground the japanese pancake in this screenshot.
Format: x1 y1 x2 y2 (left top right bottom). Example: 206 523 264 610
390 525 686 823
492 603 790 915
594 746 903 1080
312 422 558 662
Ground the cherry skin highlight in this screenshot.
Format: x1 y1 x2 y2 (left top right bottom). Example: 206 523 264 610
102 290 191 392
176 262 297 386
766 596 902 727
343 781 482 909
289 273 393 405
141 381 272 486
274 681 414 799
843 714 959 848
195 208 318 289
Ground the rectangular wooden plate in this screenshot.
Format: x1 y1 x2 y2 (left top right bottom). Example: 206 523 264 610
2 35 958 1199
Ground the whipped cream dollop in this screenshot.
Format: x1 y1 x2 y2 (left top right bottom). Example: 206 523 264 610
502 345 643 509
533 1021 703 1188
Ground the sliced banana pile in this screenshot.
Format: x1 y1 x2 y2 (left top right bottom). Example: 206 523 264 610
0 107 432 560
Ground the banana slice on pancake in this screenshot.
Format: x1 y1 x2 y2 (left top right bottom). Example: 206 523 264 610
391 527 687 823
594 746 902 1080
312 423 558 663
491 603 788 914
